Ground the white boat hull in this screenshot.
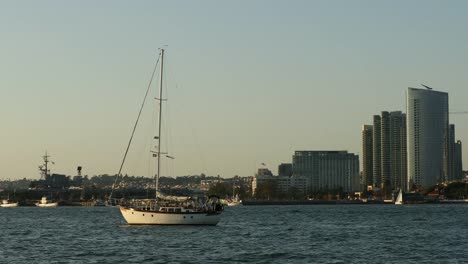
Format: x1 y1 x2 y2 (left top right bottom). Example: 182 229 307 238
120 207 221 225
227 201 242 206
0 202 18 207
36 202 58 207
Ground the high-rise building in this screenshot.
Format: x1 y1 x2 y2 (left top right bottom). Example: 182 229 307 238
292 151 359 193
278 163 293 176
448 124 456 181
407 87 449 188
447 124 464 181
362 125 373 189
372 115 382 187
381 111 391 187
389 111 407 190
454 140 463 181
368 111 407 190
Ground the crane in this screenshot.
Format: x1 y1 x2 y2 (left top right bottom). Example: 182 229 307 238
421 84 433 90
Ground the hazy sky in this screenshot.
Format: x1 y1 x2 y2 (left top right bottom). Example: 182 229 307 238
1 0 467 180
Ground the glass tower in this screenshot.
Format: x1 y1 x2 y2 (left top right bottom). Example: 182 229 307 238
407 87 448 189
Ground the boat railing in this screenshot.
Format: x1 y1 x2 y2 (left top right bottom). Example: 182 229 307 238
122 197 224 213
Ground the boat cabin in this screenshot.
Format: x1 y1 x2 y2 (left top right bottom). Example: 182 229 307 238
158 207 195 213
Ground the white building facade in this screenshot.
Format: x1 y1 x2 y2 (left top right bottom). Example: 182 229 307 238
407 87 449 188
292 151 360 193
252 175 307 196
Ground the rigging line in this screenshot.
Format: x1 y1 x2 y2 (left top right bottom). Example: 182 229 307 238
109 53 161 199
147 92 158 180
165 95 175 179
161 56 173 178
166 56 207 176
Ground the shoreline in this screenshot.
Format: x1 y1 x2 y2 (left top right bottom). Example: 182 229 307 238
242 200 468 205
242 200 384 205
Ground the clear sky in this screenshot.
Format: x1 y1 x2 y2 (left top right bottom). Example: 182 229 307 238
1 0 467 180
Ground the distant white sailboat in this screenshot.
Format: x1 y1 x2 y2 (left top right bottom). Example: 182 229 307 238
226 180 242 206
117 49 223 225
395 189 404 205
227 194 242 206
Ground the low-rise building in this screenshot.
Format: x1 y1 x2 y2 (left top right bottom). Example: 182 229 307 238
252 172 307 196
293 150 360 193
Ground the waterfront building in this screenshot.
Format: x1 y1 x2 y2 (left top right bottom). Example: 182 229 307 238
278 163 293 176
251 168 271 195
257 168 273 177
251 172 307 195
447 125 464 181
388 111 407 190
362 125 373 189
292 151 359 193
372 115 382 188
381 111 391 188
407 87 448 188
275 175 307 194
447 124 455 182
367 111 407 190
454 140 463 181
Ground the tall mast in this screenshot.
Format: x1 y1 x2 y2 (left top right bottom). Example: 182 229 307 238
44 152 48 178
43 151 50 179
155 49 164 199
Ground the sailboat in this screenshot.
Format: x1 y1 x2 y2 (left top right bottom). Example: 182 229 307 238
227 194 242 206
0 194 18 207
226 182 242 206
35 152 59 207
119 49 223 225
395 189 404 205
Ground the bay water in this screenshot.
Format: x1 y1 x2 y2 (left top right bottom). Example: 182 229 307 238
0 205 466 263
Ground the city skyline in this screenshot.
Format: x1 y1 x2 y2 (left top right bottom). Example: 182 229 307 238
1 1 468 180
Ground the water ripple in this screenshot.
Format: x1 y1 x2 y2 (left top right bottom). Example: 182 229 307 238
0 205 467 263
